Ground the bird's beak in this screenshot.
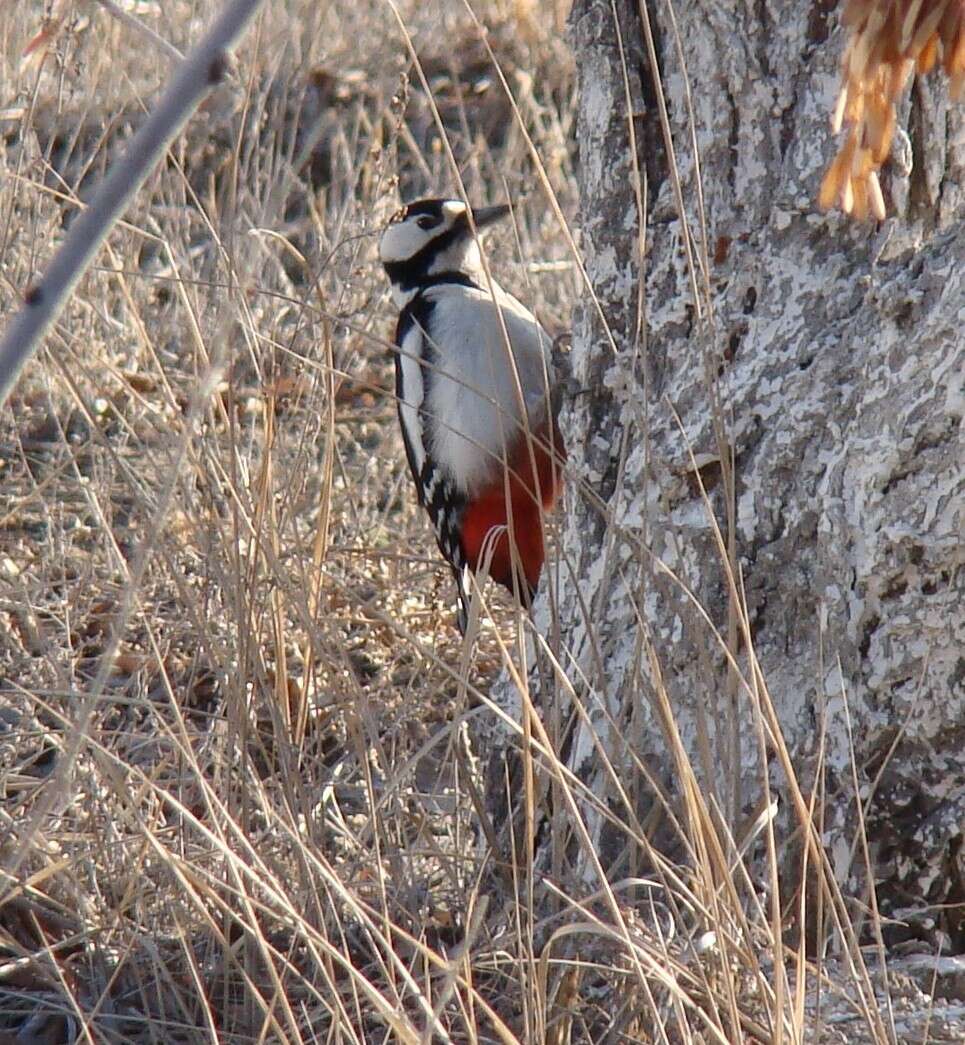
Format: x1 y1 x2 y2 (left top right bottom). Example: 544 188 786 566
471 204 511 229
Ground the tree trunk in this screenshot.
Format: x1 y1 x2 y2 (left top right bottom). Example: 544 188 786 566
491 0 964 956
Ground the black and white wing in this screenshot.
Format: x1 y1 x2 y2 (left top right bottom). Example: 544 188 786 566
394 298 472 630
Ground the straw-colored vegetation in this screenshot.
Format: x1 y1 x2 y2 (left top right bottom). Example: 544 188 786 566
820 0 964 218
1 2 959 1042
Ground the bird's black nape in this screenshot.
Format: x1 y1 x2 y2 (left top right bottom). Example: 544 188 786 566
389 198 510 232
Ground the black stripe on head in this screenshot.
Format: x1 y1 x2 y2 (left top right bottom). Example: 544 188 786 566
383 218 472 290
383 199 474 289
393 199 451 225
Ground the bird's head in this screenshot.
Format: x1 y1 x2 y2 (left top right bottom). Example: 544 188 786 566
379 198 510 305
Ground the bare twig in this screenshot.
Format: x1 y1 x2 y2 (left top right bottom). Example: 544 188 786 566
93 0 185 63
0 0 265 409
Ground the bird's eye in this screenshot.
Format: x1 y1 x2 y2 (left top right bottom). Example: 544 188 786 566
416 216 437 230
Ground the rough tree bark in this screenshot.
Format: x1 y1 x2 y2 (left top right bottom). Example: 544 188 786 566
491 0 963 957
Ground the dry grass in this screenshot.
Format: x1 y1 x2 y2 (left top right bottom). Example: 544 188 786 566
819 0 964 219
0 2 958 1042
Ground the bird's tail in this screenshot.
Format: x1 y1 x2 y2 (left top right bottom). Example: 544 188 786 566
454 562 473 635
453 543 539 635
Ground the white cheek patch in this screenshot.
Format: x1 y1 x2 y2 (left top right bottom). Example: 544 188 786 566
442 201 467 222
380 220 428 263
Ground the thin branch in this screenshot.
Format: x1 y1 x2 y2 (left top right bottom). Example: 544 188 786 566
93 0 185 63
0 0 266 410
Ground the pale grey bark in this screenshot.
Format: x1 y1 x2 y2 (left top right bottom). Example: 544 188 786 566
496 0 963 953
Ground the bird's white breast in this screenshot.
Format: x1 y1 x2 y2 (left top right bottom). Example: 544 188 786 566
420 281 554 495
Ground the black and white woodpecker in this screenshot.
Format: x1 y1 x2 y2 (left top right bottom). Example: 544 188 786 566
379 198 565 631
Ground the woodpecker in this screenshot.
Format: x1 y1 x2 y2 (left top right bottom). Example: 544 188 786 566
379 198 564 631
